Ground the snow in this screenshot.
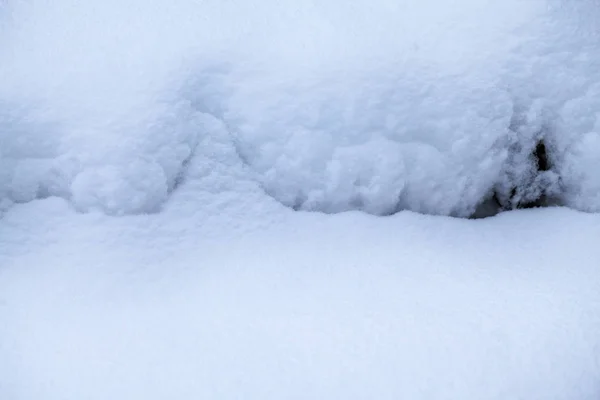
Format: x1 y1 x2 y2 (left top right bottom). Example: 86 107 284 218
2 0 600 216
2 1 600 398
1 196 600 400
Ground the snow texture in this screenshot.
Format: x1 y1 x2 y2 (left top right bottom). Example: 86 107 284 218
2 3 600 397
0 0 600 216
1 194 600 400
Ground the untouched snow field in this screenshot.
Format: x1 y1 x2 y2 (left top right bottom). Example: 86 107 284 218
2 0 600 399
1 194 600 400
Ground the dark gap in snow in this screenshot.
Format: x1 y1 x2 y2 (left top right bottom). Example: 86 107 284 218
535 140 550 172
515 140 551 209
470 196 502 219
486 137 558 217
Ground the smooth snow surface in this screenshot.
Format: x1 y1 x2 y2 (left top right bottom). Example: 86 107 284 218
1 0 600 215
1 194 600 400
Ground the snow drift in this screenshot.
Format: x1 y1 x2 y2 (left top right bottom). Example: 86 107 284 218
0 0 599 216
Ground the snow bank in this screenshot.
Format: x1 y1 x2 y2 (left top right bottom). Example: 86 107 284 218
1 0 599 216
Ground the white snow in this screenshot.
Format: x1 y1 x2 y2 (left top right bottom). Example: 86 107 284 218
2 0 600 215
2 1 600 398
1 195 600 400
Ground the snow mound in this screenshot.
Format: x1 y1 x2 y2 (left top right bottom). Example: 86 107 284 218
2 0 600 216
0 98 204 214
226 73 513 216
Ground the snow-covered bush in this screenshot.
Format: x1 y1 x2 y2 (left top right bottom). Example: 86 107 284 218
0 0 599 217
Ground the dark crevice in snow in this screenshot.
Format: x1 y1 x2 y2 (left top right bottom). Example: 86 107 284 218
471 100 565 219
483 137 560 218
485 98 564 217
512 140 551 209
535 140 550 172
